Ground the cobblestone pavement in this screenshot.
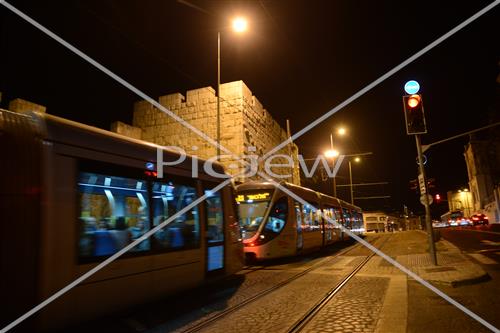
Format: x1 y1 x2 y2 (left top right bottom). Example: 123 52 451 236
147 246 361 333
148 269 299 333
198 262 356 333
301 276 390 333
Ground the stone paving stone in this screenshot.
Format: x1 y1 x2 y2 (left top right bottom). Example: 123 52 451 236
148 269 297 333
301 276 390 333
198 271 346 333
149 255 357 333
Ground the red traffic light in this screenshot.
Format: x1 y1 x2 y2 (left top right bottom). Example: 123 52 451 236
402 93 427 135
435 194 441 202
407 94 421 108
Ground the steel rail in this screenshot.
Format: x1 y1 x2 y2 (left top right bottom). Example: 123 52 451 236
180 237 376 333
287 235 391 333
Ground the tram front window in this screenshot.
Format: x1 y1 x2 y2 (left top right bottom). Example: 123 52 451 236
236 191 273 239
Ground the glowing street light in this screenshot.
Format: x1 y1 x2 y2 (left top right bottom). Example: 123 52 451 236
324 149 340 159
354 156 361 163
232 17 248 33
337 127 347 136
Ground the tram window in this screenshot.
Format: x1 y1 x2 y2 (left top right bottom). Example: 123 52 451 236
303 204 320 231
324 207 337 228
205 190 224 243
78 172 150 259
315 209 322 226
342 208 352 228
303 204 314 231
333 208 342 228
151 180 200 249
264 197 288 233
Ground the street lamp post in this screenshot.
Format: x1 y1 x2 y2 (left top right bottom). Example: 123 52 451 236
217 31 221 160
348 157 361 205
216 17 247 161
348 160 353 204
330 133 337 197
329 127 346 197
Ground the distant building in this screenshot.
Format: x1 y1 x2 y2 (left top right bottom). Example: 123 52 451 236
463 126 500 221
111 80 301 185
363 211 408 232
446 189 474 218
363 211 388 232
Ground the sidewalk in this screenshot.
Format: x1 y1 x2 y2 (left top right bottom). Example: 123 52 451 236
360 231 490 333
361 230 489 286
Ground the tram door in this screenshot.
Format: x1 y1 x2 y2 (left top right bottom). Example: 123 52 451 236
204 189 225 274
294 201 303 252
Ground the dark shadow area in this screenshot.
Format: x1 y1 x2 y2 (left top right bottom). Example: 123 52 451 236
53 273 246 333
52 238 362 333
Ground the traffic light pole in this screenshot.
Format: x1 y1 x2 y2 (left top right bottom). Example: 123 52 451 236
415 134 437 266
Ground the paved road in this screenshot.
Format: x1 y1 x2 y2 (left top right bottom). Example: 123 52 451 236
407 226 500 333
439 224 500 261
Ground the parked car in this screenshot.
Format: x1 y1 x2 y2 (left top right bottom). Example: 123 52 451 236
470 213 489 225
432 220 449 228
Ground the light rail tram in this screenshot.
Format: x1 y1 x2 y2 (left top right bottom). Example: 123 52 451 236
0 109 244 332
236 181 364 261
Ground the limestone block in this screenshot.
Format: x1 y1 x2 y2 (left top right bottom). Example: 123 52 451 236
110 121 142 140
9 98 46 114
186 86 215 104
159 92 185 108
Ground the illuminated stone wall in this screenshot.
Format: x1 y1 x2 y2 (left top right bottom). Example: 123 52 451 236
129 80 300 184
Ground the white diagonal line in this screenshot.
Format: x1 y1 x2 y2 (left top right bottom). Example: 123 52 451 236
0 0 235 158
262 0 500 160
256 172 499 333
0 178 233 333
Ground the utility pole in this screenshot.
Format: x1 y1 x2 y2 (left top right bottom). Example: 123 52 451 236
349 160 354 205
402 80 437 265
216 31 221 161
415 135 437 265
330 133 337 197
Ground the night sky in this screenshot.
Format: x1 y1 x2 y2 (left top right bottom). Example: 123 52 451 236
1 0 499 216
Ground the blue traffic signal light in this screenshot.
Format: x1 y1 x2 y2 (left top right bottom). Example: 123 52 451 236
403 94 427 135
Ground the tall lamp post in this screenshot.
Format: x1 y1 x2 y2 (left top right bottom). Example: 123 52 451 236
324 148 340 197
328 127 346 196
217 17 248 160
349 156 361 205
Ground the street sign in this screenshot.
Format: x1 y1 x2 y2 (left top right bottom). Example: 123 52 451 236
404 80 420 94
418 173 426 194
420 194 433 206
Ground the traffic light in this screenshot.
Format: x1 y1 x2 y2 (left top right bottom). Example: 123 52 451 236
435 193 441 203
403 94 427 135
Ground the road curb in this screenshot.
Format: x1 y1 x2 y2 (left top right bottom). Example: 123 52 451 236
422 272 491 287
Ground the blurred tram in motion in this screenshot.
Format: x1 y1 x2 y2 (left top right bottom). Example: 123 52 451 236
0 109 244 332
236 181 364 261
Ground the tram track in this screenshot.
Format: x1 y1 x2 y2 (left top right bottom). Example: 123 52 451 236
286 235 391 333
180 235 382 333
